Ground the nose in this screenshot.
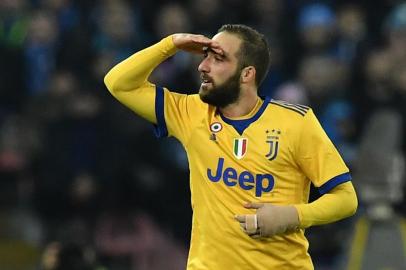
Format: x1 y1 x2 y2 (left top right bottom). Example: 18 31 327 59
198 57 210 73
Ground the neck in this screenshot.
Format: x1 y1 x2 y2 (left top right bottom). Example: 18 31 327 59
219 87 259 118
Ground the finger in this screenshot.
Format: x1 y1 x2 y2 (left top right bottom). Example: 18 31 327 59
192 37 223 54
234 215 246 223
245 214 258 234
240 223 246 231
211 46 224 56
244 202 264 209
241 225 259 236
209 40 220 47
241 224 261 238
192 35 213 46
250 233 262 239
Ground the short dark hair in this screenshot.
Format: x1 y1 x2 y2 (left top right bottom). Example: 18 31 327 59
218 24 271 87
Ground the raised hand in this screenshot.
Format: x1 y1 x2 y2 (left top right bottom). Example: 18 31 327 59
172 33 223 55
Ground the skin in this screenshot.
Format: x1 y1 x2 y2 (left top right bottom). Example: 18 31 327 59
172 32 259 118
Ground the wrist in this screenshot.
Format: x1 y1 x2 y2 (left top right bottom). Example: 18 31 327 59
286 205 300 229
160 35 178 56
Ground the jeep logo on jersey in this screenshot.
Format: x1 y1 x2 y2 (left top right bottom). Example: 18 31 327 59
233 138 247 159
207 158 275 197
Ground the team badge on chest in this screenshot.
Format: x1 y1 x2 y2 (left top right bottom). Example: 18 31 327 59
266 129 280 161
233 138 248 159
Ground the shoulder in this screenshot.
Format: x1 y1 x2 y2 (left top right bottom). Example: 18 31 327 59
163 90 210 115
265 99 315 136
268 99 311 117
185 94 209 112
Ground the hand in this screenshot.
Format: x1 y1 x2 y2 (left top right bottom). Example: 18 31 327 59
235 202 300 238
172 34 223 55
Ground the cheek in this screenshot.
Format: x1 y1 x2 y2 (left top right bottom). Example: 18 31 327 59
212 69 230 84
212 62 239 83
212 76 226 87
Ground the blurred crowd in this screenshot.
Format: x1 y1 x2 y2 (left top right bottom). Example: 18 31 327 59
0 0 405 269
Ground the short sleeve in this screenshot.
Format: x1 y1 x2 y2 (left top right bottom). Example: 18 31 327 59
154 86 205 144
296 109 351 194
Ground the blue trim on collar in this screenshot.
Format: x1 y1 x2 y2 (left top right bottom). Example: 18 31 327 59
153 86 168 138
318 172 352 195
220 96 271 135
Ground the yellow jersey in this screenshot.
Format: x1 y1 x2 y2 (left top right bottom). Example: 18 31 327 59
153 86 350 269
104 35 354 270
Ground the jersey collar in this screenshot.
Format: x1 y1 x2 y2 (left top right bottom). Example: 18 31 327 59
219 96 271 135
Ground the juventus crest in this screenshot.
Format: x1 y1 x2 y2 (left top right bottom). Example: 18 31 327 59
266 129 280 161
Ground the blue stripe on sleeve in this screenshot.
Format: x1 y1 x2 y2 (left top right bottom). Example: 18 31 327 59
318 172 352 195
153 86 168 138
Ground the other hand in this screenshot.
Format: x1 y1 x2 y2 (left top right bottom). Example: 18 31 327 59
235 202 300 238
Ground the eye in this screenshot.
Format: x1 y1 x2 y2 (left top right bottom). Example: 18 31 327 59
215 56 223 61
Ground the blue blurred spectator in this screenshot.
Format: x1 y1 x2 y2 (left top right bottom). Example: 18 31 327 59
189 0 224 34
37 0 80 34
251 0 290 97
91 0 148 64
385 2 406 62
320 101 357 165
336 4 367 64
297 3 338 55
24 10 58 95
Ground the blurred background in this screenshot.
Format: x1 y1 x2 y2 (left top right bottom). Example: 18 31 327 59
0 0 405 269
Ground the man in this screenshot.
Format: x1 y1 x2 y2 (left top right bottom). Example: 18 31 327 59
104 24 357 269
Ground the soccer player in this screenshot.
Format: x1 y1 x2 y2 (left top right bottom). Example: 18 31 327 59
104 24 358 269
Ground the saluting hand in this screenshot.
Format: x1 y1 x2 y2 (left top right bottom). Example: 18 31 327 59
172 34 224 55
235 202 300 238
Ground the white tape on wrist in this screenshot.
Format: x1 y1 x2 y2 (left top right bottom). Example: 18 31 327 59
245 214 258 234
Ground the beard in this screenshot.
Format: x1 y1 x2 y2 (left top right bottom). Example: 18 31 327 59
199 70 241 108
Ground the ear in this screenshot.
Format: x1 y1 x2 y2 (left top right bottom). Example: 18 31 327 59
241 66 256 84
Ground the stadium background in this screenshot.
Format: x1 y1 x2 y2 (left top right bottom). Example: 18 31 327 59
0 0 405 269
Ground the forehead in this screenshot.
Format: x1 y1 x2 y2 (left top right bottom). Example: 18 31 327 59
212 31 242 59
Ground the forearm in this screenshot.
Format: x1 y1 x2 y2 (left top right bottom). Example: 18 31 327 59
236 183 357 237
104 35 178 93
295 181 358 228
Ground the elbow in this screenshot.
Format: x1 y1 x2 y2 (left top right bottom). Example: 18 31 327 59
346 187 358 218
104 70 127 96
348 195 358 217
104 71 116 94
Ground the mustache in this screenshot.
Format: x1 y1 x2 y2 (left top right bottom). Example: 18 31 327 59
200 74 213 82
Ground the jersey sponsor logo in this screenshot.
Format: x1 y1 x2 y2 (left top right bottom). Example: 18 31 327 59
265 129 280 161
233 138 247 159
207 157 275 197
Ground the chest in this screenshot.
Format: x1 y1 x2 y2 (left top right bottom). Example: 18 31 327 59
187 115 296 172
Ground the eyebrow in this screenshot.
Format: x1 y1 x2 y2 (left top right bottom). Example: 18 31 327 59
203 47 227 58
